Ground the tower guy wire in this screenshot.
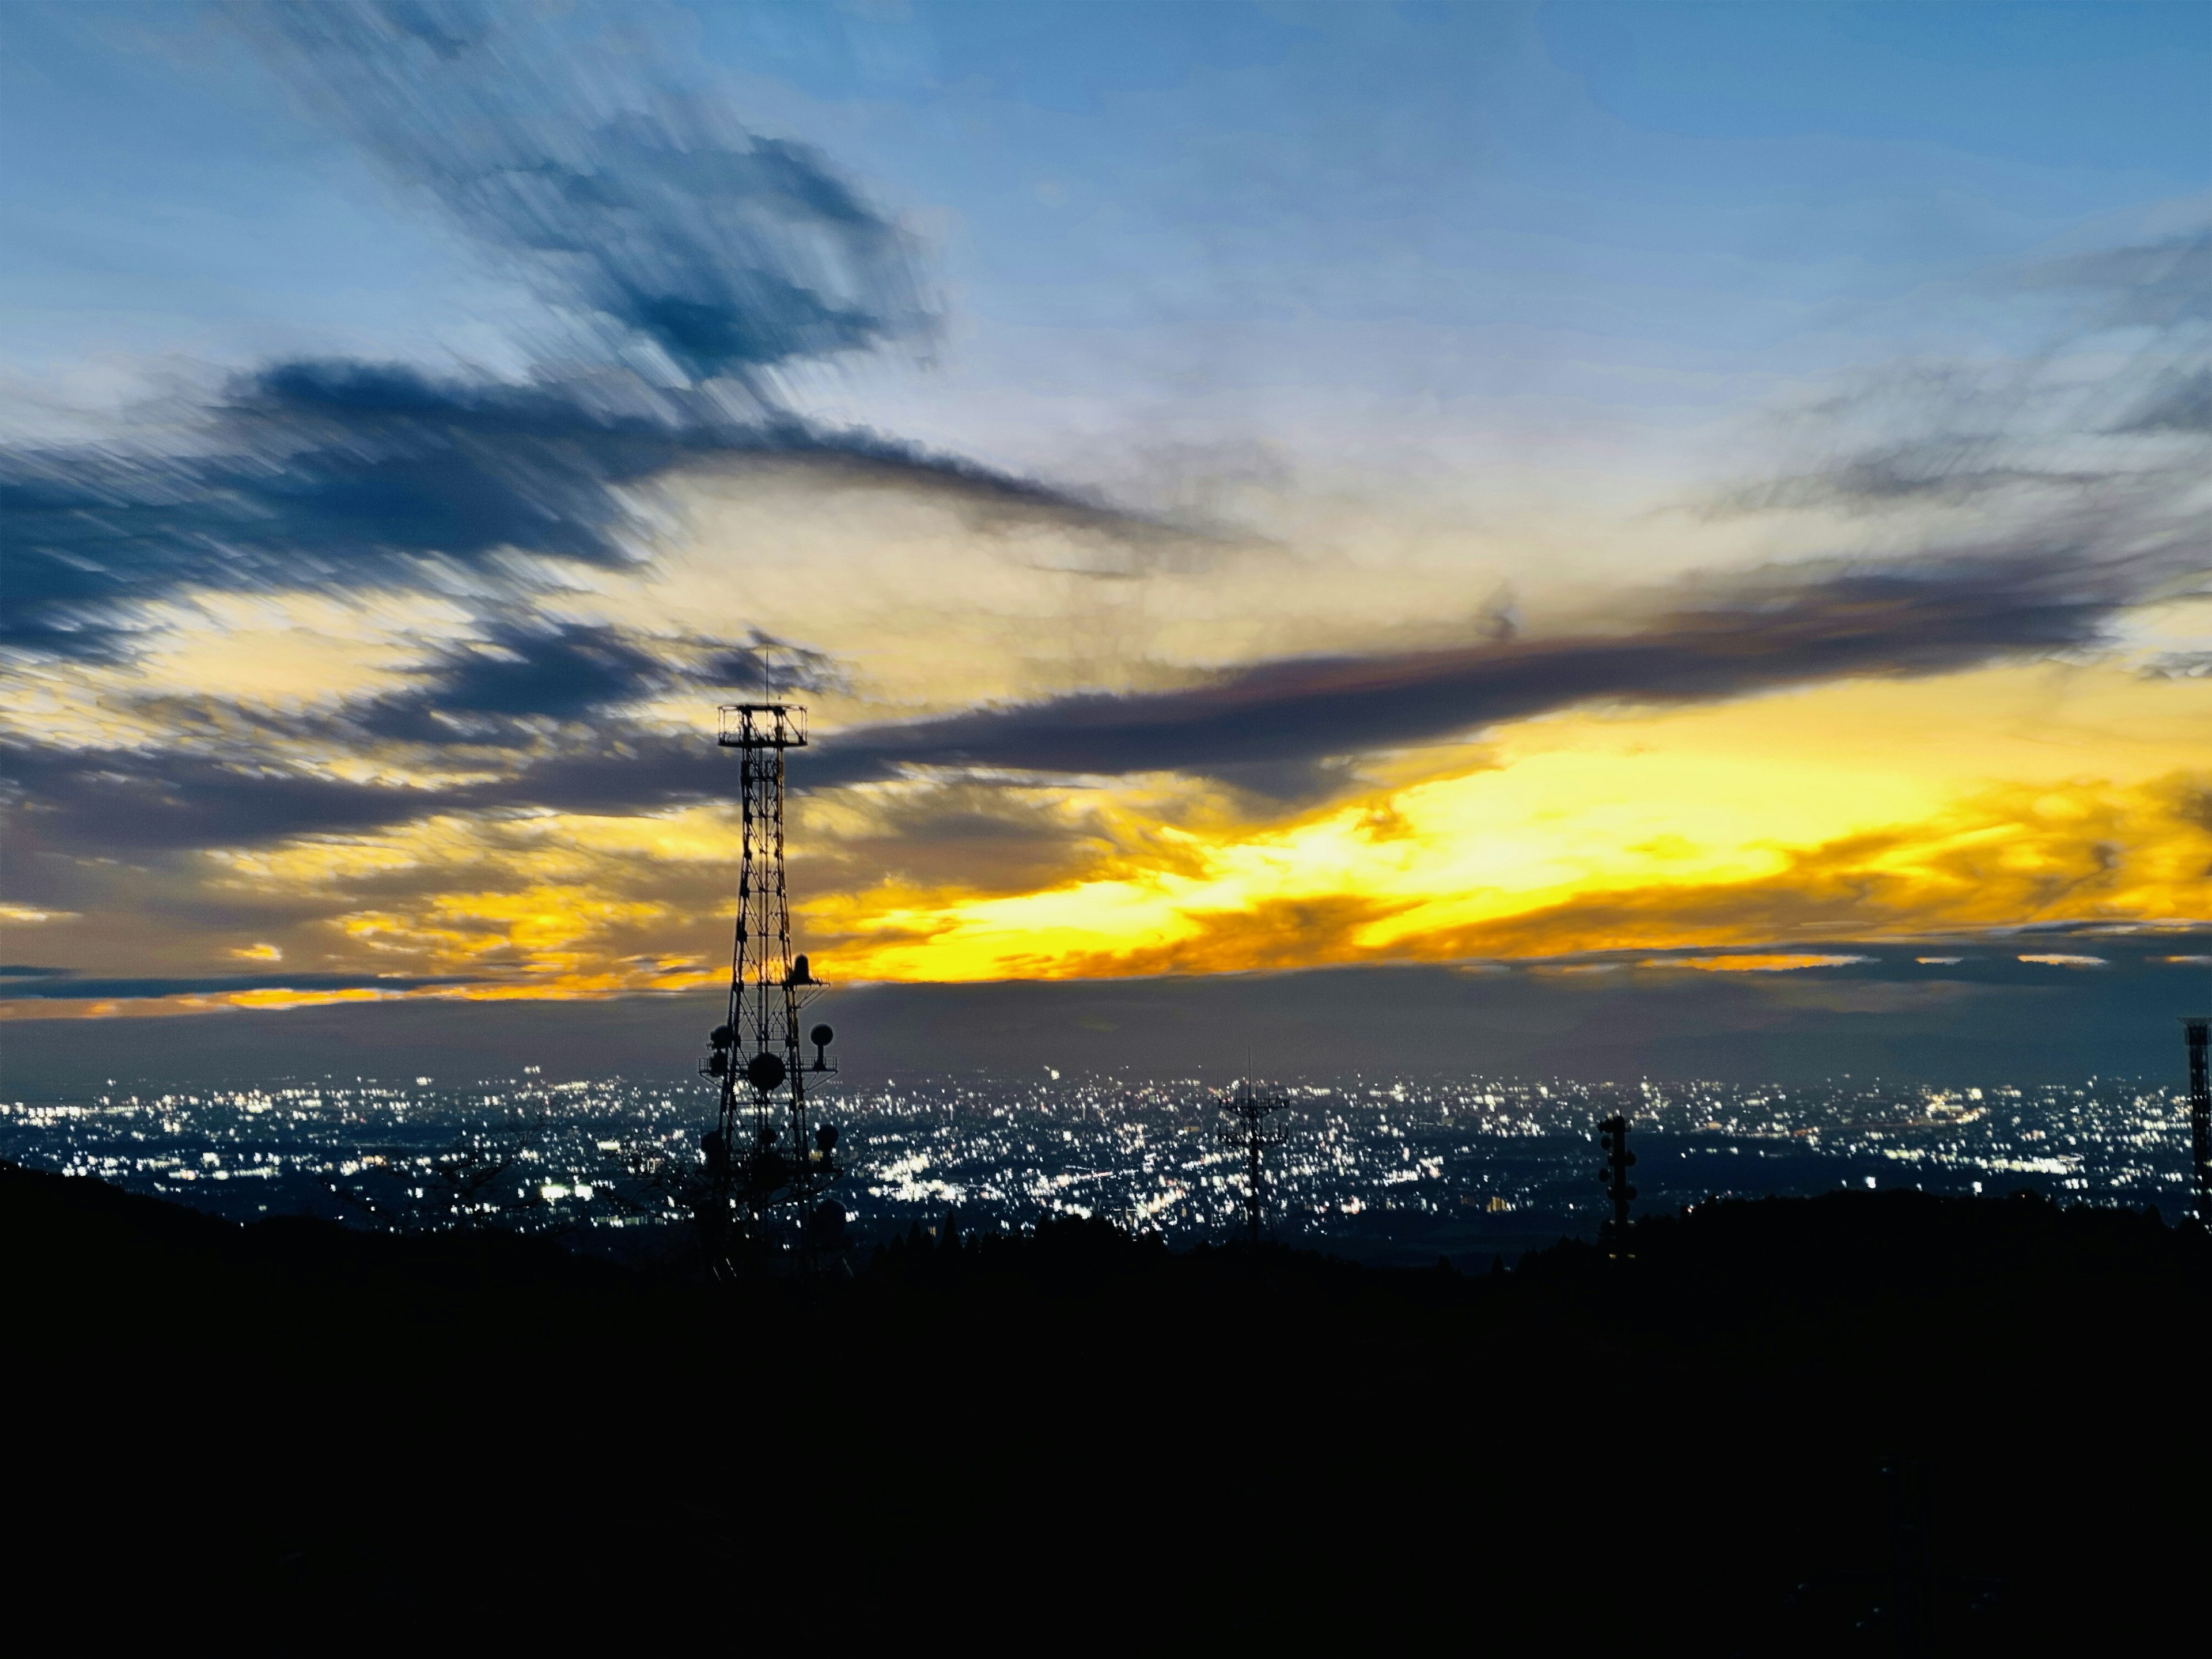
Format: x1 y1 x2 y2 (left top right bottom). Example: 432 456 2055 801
695 668 842 1276
1217 1074 1290 1243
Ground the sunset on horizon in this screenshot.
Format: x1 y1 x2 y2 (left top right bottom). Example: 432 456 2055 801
7 1 2206 1062
7 6 2211 1639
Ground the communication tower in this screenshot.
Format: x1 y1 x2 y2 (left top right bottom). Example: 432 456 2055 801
1217 1075 1290 1242
1597 1113 1636 1252
2184 1017 2210 1224
697 688 841 1273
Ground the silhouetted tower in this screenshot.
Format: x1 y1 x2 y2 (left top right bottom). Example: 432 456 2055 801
1597 1113 1636 1250
2184 1017 2210 1224
1217 1076 1289 1242
698 691 839 1271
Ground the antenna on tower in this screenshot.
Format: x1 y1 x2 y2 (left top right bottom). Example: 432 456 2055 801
1217 1073 1290 1243
695 667 842 1276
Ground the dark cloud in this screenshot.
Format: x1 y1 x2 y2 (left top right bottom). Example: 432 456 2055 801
234 0 929 383
1707 452 2110 517
802 779 1134 900
810 546 2168 787
0 724 723 855
0 359 1143 658
419 625 662 721
4 0 1161 660
358 622 671 741
7 938 2209 1093
2021 230 2212 330
1707 229 2212 524
1 737 491 853
0 971 484 1001
5 362 684 655
7 539 2183 857
2117 368 2212 436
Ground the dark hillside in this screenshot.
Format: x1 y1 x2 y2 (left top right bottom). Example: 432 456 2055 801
8 1163 2204 1649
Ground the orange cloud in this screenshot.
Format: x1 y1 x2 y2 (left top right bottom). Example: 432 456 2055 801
809 770 2212 982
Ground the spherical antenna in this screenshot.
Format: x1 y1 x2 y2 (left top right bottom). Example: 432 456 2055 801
746 1050 787 1093
810 1024 834 1048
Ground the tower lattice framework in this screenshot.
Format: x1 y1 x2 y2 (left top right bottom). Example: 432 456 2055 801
1217 1077 1289 1242
699 700 835 1267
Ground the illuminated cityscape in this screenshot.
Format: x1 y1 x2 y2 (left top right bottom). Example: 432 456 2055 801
6 1069 2197 1265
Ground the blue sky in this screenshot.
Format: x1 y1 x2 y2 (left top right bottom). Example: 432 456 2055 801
7 1 2204 458
2 2 2208 1049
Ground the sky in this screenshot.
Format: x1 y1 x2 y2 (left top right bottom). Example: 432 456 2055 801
2 1 2209 1085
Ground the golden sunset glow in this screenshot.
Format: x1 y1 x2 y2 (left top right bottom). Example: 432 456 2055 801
5 4 2207 1036
14 646 2192 1022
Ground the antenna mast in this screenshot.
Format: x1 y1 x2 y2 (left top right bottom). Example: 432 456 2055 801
2184 1017 2210 1224
1597 1113 1637 1255
697 657 840 1273
1217 1075 1289 1243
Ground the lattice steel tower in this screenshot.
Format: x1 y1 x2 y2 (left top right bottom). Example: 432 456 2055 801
698 696 839 1271
1597 1114 1637 1253
1218 1075 1290 1242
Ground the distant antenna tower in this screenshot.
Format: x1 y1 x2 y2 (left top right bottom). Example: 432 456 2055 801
697 650 840 1272
1217 1075 1289 1243
2184 1017 2210 1224
1596 1113 1636 1253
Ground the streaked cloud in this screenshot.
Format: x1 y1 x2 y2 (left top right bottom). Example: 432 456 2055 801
809 543 2184 790
1 2 2205 1031
232 0 930 385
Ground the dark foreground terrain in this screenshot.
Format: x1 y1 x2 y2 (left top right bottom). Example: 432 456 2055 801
8 1162 2205 1650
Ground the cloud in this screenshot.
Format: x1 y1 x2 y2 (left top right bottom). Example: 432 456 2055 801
0 971 484 1001
233 0 929 384
1706 452 2112 517
1650 954 1873 972
12 528 2180 862
0 721 718 854
7 16 2208 1014
810 544 2172 787
808 771 2212 985
357 620 674 739
2 360 1138 660
2020 230 2212 330
2118 368 2212 435
6 1 1180 663
1701 228 2212 525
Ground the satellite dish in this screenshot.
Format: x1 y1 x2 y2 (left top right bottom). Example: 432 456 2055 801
746 1051 787 1093
810 1024 834 1048
709 1024 733 1048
